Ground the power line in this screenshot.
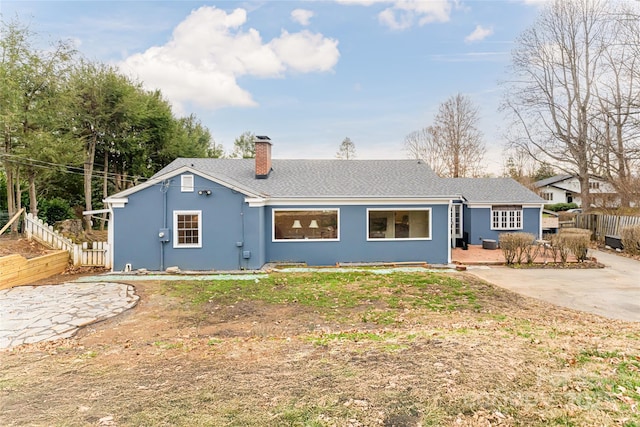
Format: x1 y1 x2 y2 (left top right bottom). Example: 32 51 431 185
0 153 151 185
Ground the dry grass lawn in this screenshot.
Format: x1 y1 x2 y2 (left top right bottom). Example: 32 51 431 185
1 271 639 426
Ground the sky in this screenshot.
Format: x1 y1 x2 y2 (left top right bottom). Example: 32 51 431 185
1 0 546 174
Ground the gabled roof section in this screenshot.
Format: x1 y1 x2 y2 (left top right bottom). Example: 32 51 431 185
153 158 453 198
444 177 545 204
534 174 573 188
105 164 263 202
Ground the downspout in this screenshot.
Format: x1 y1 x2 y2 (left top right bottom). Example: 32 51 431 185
160 179 170 271
239 198 246 270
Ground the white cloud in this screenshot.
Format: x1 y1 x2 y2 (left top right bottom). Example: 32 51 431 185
291 9 314 26
465 25 494 43
119 6 339 112
270 30 340 73
337 0 453 30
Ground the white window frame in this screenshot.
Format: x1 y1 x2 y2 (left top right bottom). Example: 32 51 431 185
173 210 202 248
541 192 553 201
451 204 462 239
272 208 340 242
491 205 523 230
181 174 194 192
366 208 432 241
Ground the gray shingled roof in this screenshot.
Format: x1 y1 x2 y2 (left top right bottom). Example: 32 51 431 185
444 178 545 203
533 174 572 188
150 158 544 203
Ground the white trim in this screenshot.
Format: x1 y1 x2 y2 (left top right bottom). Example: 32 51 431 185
255 197 453 207
173 210 202 248
104 166 262 202
467 202 544 209
272 208 340 242
105 197 128 209
246 197 267 207
181 174 194 192
108 207 115 271
447 201 452 264
366 208 432 241
539 208 543 240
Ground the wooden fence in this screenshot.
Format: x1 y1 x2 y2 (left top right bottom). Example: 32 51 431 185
575 213 640 241
23 213 110 268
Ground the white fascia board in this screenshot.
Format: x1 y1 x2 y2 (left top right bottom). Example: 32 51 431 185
466 202 545 209
255 197 454 207
104 166 262 202
105 198 128 209
246 197 267 207
153 165 262 198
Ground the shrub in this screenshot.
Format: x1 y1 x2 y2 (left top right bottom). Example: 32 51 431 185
621 224 640 255
38 197 75 225
544 202 579 212
499 232 536 265
549 234 570 263
558 228 591 262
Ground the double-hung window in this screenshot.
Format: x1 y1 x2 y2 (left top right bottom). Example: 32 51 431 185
491 205 522 230
173 210 202 248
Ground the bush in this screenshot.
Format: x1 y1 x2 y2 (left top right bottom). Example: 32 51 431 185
544 202 579 212
499 232 537 265
621 224 640 255
558 228 591 262
38 197 75 225
548 234 570 263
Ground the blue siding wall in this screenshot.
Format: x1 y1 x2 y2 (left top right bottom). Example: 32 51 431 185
465 207 541 244
112 173 263 271
265 204 450 265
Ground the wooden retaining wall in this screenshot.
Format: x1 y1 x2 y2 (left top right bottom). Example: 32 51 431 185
0 251 69 290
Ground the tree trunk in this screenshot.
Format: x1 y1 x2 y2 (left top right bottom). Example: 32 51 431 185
27 168 37 217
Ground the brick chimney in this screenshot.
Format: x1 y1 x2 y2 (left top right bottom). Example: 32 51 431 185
254 135 272 179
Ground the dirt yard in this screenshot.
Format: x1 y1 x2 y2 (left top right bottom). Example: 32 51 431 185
1 270 639 426
0 236 54 259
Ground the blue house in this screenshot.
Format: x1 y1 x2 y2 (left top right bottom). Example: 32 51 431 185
104 137 545 271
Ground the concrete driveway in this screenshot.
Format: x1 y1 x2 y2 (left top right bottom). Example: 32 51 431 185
468 250 640 322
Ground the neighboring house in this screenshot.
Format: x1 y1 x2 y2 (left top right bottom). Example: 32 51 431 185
534 174 619 208
104 137 545 271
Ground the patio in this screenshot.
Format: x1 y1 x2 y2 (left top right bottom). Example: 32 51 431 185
451 244 579 265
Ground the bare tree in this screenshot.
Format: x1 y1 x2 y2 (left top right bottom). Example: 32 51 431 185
404 127 446 176
405 94 485 177
336 137 356 159
502 0 610 210
502 146 538 185
589 4 640 207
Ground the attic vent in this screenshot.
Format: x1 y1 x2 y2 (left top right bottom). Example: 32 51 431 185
181 175 194 192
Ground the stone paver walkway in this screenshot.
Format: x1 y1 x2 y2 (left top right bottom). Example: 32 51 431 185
0 282 138 349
